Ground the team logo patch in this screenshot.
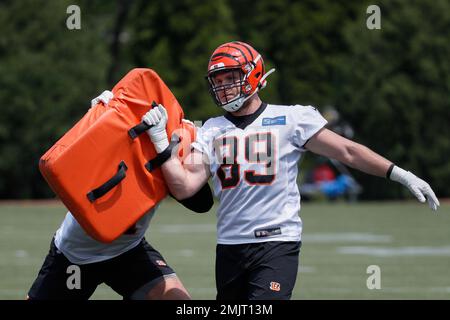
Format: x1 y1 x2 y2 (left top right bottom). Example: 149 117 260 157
270 281 281 292
262 116 286 126
155 260 167 266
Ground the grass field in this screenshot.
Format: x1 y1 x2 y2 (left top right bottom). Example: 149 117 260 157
0 199 449 300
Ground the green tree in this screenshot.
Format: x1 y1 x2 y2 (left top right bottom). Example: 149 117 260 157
0 0 111 198
335 0 450 198
128 0 236 122
229 0 363 107
1 0 448 200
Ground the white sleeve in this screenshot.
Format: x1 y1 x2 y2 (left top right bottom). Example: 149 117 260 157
292 105 328 150
191 124 212 164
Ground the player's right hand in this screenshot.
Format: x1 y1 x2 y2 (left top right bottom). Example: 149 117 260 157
142 104 169 153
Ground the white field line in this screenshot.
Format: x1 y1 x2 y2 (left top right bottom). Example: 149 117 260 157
337 245 450 257
303 233 393 243
298 265 316 273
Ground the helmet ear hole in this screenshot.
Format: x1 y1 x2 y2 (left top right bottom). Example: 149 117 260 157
255 72 261 78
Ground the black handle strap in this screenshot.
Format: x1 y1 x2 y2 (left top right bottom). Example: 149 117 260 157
87 161 128 202
145 136 181 172
128 101 159 139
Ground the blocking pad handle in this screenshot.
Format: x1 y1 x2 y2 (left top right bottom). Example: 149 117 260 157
87 161 128 203
128 101 159 139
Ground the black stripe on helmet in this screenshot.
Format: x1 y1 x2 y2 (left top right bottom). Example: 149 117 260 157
210 52 240 62
225 45 249 65
233 41 254 60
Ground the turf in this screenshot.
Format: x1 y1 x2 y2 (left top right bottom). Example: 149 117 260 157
0 200 449 300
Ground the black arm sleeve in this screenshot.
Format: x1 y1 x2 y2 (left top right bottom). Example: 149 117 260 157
173 183 214 213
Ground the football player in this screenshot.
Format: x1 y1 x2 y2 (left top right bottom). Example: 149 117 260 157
28 91 213 300
142 41 440 300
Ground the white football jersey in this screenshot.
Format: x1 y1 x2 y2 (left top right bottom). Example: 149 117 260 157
54 206 157 264
192 103 327 244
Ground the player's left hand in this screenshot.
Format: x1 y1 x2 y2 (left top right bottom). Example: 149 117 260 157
91 90 113 107
390 165 440 211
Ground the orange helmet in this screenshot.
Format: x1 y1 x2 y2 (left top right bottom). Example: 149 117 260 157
206 41 275 112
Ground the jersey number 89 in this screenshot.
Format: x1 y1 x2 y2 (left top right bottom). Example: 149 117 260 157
214 132 276 189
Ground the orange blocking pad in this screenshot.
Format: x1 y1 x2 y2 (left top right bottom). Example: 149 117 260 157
39 69 195 243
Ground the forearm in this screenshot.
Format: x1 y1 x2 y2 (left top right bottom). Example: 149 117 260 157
342 142 439 209
342 142 392 177
306 128 439 210
160 157 196 200
159 148 210 200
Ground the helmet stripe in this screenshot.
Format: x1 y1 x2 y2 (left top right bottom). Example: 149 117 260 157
210 52 240 62
234 41 255 60
226 45 249 65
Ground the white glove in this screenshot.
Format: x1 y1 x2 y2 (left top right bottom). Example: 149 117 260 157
142 104 169 153
91 90 113 107
390 165 440 211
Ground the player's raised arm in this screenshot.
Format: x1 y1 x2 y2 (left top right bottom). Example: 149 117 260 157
142 104 211 200
305 128 440 211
